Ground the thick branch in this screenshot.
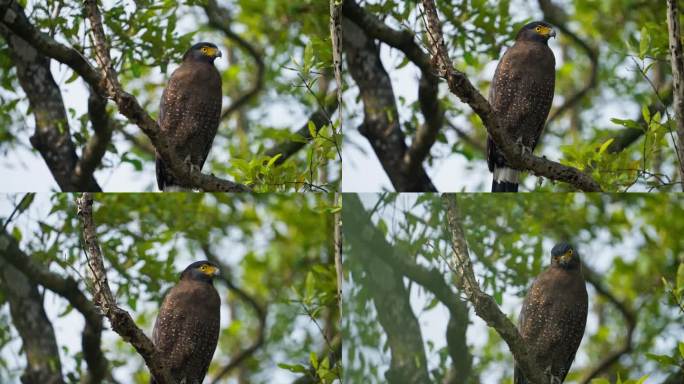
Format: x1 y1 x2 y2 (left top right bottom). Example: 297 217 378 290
441 194 546 384
203 0 265 121
0 237 64 384
0 229 108 384
343 0 444 174
342 17 436 191
201 246 267 384
343 194 432 382
344 194 471 381
80 0 250 192
666 0 684 188
76 193 175 384
420 0 602 191
73 91 114 186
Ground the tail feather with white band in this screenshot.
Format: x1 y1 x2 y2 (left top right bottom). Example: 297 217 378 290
491 166 519 192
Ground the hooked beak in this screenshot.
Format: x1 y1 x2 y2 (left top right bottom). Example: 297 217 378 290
549 29 557 39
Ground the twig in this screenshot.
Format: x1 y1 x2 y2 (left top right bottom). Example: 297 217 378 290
441 194 546 384
76 193 175 384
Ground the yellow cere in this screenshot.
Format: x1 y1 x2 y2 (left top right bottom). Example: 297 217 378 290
534 25 553 37
199 264 218 276
200 46 219 57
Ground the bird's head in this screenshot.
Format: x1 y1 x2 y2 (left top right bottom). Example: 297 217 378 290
516 21 556 44
183 42 222 64
180 260 220 284
550 242 580 270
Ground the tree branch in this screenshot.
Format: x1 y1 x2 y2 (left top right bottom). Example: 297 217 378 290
203 0 265 121
666 0 684 189
344 194 471 382
420 0 602 192
342 16 436 191
343 194 432 382
441 194 546 384
73 91 115 187
342 0 445 176
76 193 175 384
80 0 250 192
0 238 64 384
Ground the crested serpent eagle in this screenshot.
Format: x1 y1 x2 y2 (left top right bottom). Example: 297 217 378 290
487 22 556 192
156 42 223 191
514 243 588 384
151 261 221 384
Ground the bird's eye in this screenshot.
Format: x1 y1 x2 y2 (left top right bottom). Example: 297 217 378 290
567 249 573 256
200 265 207 271
201 47 208 53
535 26 542 32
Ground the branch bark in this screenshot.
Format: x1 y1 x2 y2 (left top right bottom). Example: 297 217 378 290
441 194 547 384
344 194 472 382
420 0 602 192
343 0 445 182
0 229 108 384
343 194 432 382
342 16 436 191
0 237 64 384
76 193 175 384
666 0 684 189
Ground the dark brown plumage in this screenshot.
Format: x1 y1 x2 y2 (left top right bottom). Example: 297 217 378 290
487 21 556 192
151 261 221 384
514 242 588 384
156 42 222 191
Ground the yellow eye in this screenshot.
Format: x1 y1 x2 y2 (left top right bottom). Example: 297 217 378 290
535 26 542 32
567 249 573 256
200 264 207 271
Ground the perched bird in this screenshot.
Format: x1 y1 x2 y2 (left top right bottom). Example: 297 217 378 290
151 261 221 384
156 42 223 191
487 21 556 192
514 242 588 384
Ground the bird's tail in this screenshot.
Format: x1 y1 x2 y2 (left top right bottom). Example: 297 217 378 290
491 166 519 192
155 154 192 192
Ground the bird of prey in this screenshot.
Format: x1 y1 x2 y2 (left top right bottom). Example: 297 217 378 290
156 42 223 191
514 242 588 384
487 21 556 192
151 261 221 384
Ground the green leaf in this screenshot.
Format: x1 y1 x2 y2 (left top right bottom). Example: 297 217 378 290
598 138 615 155
639 26 650 59
277 363 309 373
641 104 650 123
309 351 318 369
645 352 678 366
679 342 684 359
308 121 318 138
590 379 610 384
676 263 684 295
